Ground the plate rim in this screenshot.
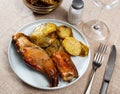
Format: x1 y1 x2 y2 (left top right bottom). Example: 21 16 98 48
8 19 91 90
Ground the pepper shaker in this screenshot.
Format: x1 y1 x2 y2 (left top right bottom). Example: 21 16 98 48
68 0 84 25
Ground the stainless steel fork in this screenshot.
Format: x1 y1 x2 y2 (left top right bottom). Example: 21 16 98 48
84 43 108 94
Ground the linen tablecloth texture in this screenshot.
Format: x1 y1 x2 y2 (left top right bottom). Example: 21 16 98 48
0 0 120 94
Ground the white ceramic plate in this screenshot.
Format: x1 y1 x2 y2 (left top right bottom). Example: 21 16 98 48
8 19 90 90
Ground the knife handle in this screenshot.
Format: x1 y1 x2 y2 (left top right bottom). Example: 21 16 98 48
100 80 109 94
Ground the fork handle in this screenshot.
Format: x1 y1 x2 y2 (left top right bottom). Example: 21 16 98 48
84 71 96 94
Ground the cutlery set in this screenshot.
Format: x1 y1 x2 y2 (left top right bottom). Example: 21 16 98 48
84 43 116 94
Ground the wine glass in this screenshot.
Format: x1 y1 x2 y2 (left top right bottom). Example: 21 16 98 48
83 0 120 41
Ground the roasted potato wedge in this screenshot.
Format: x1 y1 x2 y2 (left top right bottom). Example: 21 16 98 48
40 22 57 35
62 37 89 56
57 25 73 39
30 22 57 36
79 42 89 57
62 37 81 56
29 22 89 56
29 23 57 47
45 39 61 56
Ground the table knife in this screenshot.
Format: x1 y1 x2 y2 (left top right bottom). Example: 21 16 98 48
100 45 116 94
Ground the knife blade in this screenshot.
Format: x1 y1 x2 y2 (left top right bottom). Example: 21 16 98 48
100 45 116 94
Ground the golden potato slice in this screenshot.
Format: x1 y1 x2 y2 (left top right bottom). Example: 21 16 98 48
45 39 61 56
40 22 57 35
62 37 81 56
29 23 57 47
30 22 57 36
57 25 73 39
79 42 89 57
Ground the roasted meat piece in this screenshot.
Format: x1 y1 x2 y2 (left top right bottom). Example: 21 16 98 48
52 51 78 82
12 32 58 87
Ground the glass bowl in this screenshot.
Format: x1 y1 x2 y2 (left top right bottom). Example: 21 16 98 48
23 0 63 14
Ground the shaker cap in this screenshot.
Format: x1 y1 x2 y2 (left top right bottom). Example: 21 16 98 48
72 0 84 9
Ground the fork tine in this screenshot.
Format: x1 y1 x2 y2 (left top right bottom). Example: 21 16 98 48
97 43 103 52
101 43 108 55
98 43 108 64
94 43 102 62
94 43 104 62
94 43 108 64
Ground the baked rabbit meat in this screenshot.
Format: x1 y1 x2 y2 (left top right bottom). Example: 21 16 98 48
52 51 78 82
12 32 58 87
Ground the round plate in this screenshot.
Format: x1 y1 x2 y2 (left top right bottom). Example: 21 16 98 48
8 19 90 90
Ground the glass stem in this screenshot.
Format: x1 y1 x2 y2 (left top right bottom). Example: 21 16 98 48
94 7 104 30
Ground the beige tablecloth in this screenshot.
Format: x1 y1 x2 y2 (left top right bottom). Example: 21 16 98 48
1 0 120 94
